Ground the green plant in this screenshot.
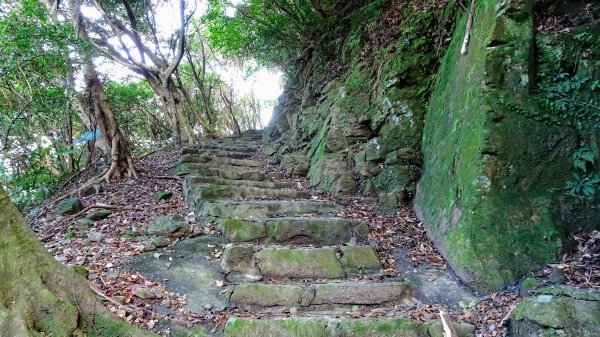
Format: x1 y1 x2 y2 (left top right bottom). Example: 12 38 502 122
458 300 476 309
536 72 600 130
64 229 76 239
566 147 600 197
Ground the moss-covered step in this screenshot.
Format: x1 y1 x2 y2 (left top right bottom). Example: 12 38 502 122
510 285 600 337
185 176 293 189
224 317 475 337
180 154 266 167
177 162 260 174
198 143 259 152
197 200 342 218
221 245 381 281
220 217 368 245
188 184 311 201
176 165 265 181
179 148 255 159
229 281 412 310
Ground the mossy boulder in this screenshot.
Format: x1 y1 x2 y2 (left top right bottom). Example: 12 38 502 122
153 191 173 201
511 286 600 336
147 215 190 238
415 0 600 291
85 209 112 221
56 197 84 215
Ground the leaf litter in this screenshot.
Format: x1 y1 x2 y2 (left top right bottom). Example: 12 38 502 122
27 148 600 336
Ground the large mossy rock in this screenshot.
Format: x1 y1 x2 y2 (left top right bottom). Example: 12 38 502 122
415 0 600 290
56 197 84 215
510 285 600 336
263 2 449 205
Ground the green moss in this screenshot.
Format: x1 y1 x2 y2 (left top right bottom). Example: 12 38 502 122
414 0 591 291
88 315 151 337
338 318 425 337
224 318 327 337
173 324 208 337
71 265 90 278
223 219 266 242
255 247 345 279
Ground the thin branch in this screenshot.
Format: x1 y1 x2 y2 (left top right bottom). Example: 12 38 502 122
460 0 476 55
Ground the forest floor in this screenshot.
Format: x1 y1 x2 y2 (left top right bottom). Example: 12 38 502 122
27 146 600 337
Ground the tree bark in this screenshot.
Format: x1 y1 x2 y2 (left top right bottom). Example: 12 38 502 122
83 60 137 182
0 187 154 337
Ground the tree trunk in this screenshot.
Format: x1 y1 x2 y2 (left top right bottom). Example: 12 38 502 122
220 87 241 136
83 60 137 182
146 75 191 145
0 187 154 337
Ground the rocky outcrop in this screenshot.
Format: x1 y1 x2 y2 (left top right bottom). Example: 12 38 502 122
264 1 452 205
510 285 600 336
415 0 600 291
266 0 600 291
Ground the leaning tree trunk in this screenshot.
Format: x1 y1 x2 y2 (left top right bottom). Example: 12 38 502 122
83 60 137 182
0 188 154 337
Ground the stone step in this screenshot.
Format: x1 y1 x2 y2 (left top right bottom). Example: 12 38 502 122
220 217 367 245
185 176 293 189
188 184 311 201
178 162 263 174
181 154 266 167
221 245 382 282
181 148 256 159
229 281 412 311
199 143 259 152
223 317 476 337
197 200 342 218
176 165 266 181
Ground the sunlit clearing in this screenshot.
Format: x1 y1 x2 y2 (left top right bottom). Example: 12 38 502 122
241 69 283 127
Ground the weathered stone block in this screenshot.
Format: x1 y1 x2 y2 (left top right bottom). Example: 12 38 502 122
339 246 381 275
254 247 344 279
56 197 84 216
230 283 303 308
148 215 190 238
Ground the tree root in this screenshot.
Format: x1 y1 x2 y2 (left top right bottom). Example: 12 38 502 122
0 188 155 337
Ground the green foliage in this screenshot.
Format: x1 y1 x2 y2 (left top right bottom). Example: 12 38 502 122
566 147 600 198
535 72 600 130
1 144 71 210
64 229 76 239
203 0 331 70
458 300 476 309
104 81 169 149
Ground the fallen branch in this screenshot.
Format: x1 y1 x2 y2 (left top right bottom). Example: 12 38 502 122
71 203 144 219
499 304 516 327
460 0 476 55
149 204 180 211
440 310 458 337
149 175 181 180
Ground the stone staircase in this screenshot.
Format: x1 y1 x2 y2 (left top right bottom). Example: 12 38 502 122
175 130 474 337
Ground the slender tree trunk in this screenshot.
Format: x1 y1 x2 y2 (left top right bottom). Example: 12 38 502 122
65 102 75 172
83 60 137 182
220 87 241 136
146 74 190 145
174 71 215 138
